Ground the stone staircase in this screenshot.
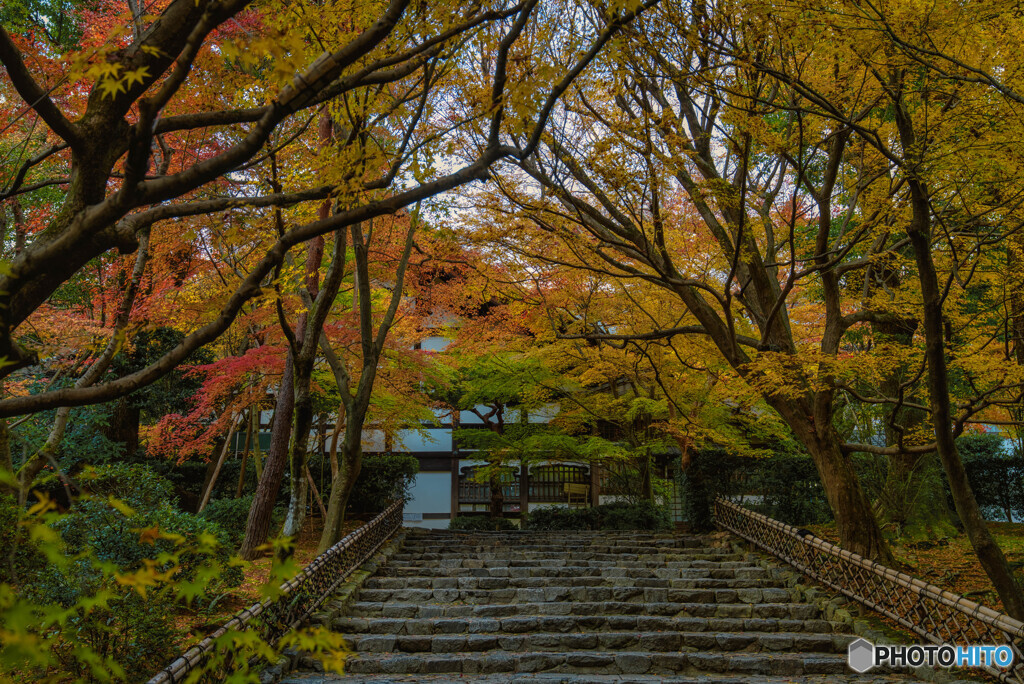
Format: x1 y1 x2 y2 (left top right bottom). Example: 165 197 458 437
285 529 917 683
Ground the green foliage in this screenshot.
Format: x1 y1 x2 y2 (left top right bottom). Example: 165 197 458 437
0 492 39 584
0 0 88 49
523 506 598 530
679 449 832 530
524 501 671 531
957 433 1007 462
753 456 831 526
199 495 256 545
347 453 419 515
3 494 228 681
49 495 242 590
146 456 264 512
11 393 125 479
952 435 1024 522
597 500 672 530
109 327 214 418
79 462 176 510
4 464 242 678
448 515 518 531
2 477 347 682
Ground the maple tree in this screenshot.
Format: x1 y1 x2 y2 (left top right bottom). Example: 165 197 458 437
715 0 1024 620
9 1 1024 675
0 0 655 419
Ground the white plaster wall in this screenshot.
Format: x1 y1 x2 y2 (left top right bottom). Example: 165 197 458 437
395 428 452 452
362 429 385 452
402 472 451 528
421 336 451 352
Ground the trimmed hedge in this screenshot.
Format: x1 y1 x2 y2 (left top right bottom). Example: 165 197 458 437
524 501 671 531
347 453 419 515
448 516 518 531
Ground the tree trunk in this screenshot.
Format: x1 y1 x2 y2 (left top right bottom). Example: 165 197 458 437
236 407 255 498
489 469 504 518
639 448 654 502
318 423 363 552
199 415 240 512
780 406 894 564
328 406 342 482
899 134 1024 617
281 359 315 540
239 353 295 560
870 313 957 538
105 398 140 457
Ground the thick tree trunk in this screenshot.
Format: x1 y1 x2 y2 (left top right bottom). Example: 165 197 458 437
239 353 295 560
489 469 504 518
780 406 894 564
105 398 140 457
486 409 505 518
639 448 654 502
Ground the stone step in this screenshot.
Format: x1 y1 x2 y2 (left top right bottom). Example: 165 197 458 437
340 649 851 676
364 575 786 590
392 551 746 562
380 564 774 580
354 586 797 605
347 600 823 621
403 531 703 540
342 630 853 654
286 529 922 683
386 558 757 570
332 615 838 636
395 544 724 557
284 674 916 683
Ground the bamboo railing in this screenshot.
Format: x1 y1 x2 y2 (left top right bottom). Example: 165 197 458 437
713 496 1024 683
147 500 404 683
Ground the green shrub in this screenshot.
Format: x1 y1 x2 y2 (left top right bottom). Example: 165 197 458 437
524 502 671 531
597 500 671 530
347 453 419 514
26 464 244 677
35 559 179 678
0 493 43 584
78 462 176 510
752 456 830 525
448 516 518 531
679 449 832 529
19 491 243 680
524 506 598 530
50 499 242 588
3 490 347 682
200 494 255 544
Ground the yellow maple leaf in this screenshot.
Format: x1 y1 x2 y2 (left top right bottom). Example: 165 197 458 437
97 77 127 99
